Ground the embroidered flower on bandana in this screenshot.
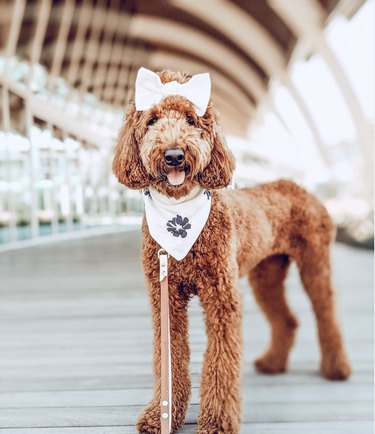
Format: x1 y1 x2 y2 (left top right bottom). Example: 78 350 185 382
166 215 191 238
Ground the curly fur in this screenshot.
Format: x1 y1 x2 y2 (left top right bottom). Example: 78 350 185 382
113 70 351 434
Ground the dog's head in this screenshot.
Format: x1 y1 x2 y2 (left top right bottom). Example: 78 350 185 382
113 69 235 199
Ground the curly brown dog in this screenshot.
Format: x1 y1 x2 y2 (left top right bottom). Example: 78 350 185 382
113 70 351 434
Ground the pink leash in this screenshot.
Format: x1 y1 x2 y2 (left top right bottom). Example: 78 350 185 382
159 249 172 434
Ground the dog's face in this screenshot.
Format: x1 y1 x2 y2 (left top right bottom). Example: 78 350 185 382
113 70 235 199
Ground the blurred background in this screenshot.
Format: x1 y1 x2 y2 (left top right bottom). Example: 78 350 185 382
0 0 373 250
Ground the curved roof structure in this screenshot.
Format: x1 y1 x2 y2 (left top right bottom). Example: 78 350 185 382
0 0 366 135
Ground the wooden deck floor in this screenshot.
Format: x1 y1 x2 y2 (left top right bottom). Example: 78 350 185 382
0 229 373 433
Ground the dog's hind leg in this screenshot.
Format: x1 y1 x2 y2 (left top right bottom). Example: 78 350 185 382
296 245 351 380
249 254 298 374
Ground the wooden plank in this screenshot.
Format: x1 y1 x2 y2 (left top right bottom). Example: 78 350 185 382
0 323 371 348
2 420 373 434
0 401 372 428
0 370 373 394
0 354 372 379
0 382 372 409
0 307 371 333
0 344 372 366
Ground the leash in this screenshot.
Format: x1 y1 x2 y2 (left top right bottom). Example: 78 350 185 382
158 249 172 434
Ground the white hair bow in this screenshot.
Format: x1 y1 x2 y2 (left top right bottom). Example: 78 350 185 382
135 67 211 116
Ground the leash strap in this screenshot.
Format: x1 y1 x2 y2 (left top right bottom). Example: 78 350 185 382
158 249 172 434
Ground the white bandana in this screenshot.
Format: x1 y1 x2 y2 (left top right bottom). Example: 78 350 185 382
143 186 212 261
135 67 211 116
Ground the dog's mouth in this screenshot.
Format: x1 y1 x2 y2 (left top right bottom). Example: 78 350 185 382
162 166 190 187
167 170 185 186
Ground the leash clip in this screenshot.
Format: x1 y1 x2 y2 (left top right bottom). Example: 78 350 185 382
158 249 169 282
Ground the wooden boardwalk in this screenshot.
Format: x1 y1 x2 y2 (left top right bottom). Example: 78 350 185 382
0 229 373 433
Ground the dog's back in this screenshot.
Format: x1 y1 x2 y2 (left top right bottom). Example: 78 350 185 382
221 180 335 272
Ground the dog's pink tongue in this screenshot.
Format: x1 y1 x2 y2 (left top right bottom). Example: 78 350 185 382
167 171 186 186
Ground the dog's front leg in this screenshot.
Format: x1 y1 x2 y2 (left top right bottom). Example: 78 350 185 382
137 283 191 434
196 274 243 434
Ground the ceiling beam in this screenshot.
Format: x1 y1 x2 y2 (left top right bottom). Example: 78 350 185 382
128 15 267 102
170 0 286 76
149 50 255 114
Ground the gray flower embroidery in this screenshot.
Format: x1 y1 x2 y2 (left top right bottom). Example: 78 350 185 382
166 215 191 238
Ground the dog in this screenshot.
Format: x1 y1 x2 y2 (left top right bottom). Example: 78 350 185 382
113 69 351 434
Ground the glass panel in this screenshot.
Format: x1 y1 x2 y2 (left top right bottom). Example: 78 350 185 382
291 54 356 147
325 1 375 120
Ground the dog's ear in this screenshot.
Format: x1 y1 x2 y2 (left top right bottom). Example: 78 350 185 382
199 112 235 189
112 108 149 189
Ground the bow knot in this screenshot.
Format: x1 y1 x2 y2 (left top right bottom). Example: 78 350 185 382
135 67 211 116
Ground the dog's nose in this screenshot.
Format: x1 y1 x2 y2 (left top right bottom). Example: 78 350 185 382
164 148 185 166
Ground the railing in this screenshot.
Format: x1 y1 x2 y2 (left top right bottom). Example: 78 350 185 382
0 0 148 247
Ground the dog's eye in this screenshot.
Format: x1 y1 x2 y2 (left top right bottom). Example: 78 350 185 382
186 114 195 126
147 115 158 127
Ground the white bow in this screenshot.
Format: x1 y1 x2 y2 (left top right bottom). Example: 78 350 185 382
135 67 211 116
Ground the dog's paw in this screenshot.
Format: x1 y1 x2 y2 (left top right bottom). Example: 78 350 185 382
197 414 240 434
254 352 288 374
321 354 352 380
136 402 160 434
136 400 187 434
196 421 227 434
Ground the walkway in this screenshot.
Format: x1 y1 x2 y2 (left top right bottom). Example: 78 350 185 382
0 230 373 433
